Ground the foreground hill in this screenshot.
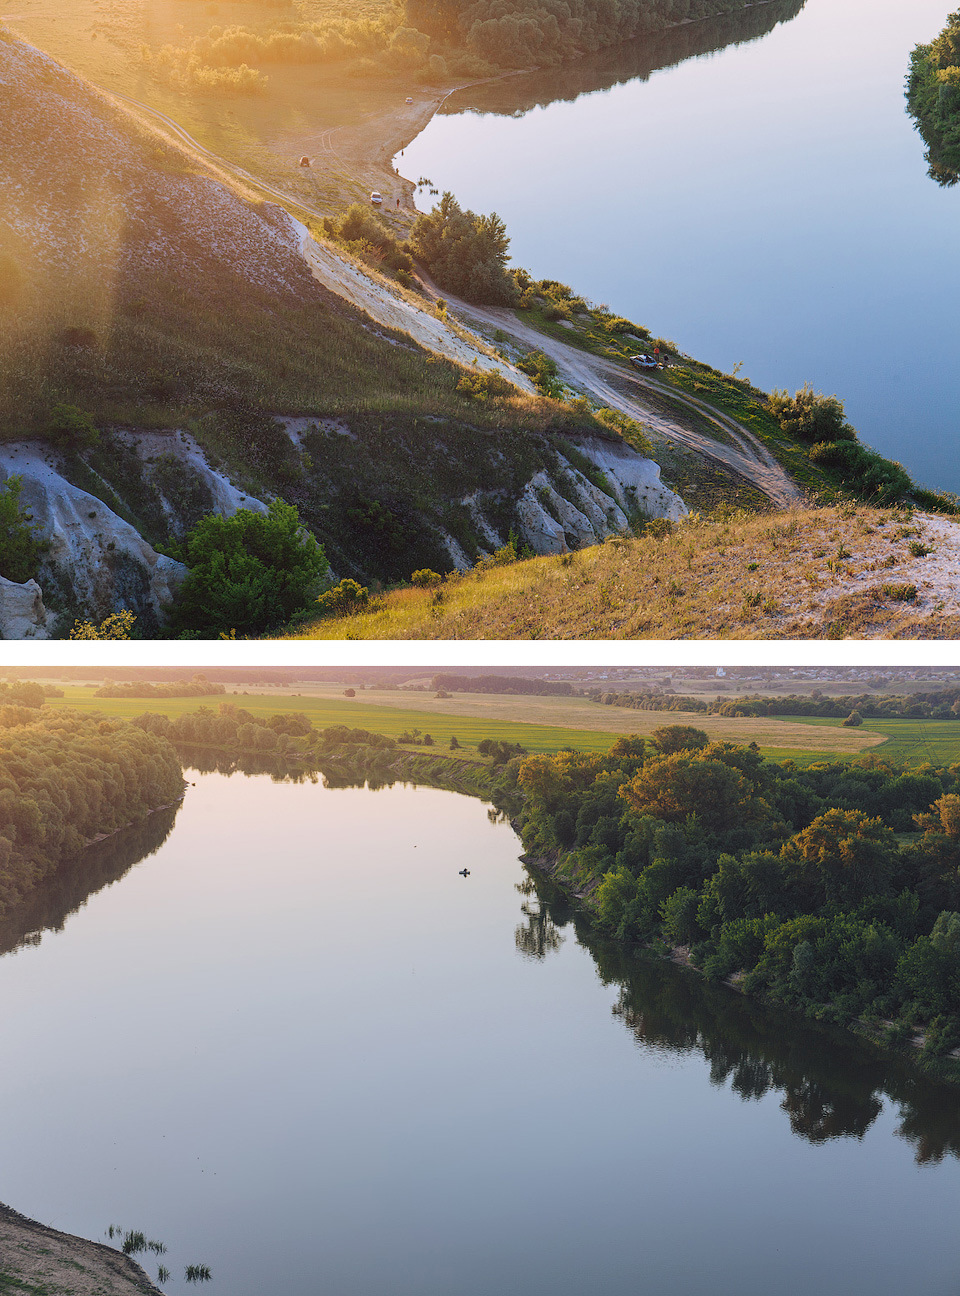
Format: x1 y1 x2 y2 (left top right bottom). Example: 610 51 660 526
0 1203 162 1296
289 504 960 639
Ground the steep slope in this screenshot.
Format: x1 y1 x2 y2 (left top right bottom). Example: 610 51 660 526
0 27 689 633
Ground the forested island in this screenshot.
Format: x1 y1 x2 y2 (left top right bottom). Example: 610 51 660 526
907 9 960 186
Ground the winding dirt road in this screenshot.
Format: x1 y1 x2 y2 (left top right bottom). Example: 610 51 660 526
109 88 802 507
443 298 803 506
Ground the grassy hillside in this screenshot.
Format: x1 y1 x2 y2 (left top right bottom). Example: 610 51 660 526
0 27 636 584
288 503 960 639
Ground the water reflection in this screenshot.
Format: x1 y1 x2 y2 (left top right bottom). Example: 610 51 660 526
522 868 960 1166
437 0 805 121
0 804 180 959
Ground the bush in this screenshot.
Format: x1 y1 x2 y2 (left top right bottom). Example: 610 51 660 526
411 568 443 588
47 403 99 451
769 384 855 443
168 499 328 636
69 610 137 640
315 578 370 618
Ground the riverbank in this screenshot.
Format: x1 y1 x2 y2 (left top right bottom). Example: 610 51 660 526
519 845 960 1087
0 1202 162 1296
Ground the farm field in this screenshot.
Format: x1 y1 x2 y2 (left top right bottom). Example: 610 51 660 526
49 684 884 764
771 715 960 768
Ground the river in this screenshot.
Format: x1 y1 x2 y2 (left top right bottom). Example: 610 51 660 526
2 768 960 1295
400 0 960 494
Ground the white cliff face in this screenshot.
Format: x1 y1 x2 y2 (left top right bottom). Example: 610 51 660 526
116 429 270 528
0 577 53 640
0 443 188 628
454 436 687 564
573 439 688 523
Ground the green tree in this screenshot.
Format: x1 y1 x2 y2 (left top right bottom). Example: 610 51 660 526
169 500 328 636
0 475 44 583
651 724 710 755
409 192 518 305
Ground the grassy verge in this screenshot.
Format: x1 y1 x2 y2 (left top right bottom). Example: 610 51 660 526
285 503 960 640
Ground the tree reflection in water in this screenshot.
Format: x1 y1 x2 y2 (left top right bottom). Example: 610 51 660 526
519 866 960 1167
436 0 805 123
0 804 181 960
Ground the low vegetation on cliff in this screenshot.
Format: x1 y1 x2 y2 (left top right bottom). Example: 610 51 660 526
287 503 960 640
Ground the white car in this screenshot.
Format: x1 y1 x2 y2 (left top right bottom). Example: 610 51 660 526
370 191 383 205
405 97 414 104
630 353 658 369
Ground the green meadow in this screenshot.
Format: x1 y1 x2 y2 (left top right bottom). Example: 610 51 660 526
48 685 896 766
771 715 960 768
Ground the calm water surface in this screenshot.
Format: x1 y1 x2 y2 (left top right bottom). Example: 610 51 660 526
401 0 960 492
2 770 960 1295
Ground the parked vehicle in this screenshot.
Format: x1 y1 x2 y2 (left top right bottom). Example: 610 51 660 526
630 353 658 369
370 191 383 205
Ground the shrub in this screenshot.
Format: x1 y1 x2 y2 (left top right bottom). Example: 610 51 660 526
69 610 137 640
168 499 328 636
315 577 370 618
0 475 44 583
411 568 443 588
47 403 99 451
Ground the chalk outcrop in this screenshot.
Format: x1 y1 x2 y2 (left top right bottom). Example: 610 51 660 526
0 576 53 639
0 444 188 632
457 437 686 565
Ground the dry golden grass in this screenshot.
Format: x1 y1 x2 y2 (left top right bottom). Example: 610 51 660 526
288 504 960 640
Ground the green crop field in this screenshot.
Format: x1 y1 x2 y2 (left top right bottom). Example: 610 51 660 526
771 715 960 767
48 686 874 766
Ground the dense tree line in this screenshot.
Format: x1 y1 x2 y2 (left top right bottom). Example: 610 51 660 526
907 9 960 187
133 703 314 754
0 680 62 708
95 675 226 699
587 687 960 721
0 711 184 917
497 728 960 1069
431 673 577 696
403 0 773 67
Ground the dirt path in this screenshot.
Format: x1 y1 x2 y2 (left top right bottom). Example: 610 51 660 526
438 296 803 507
